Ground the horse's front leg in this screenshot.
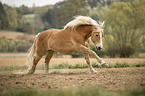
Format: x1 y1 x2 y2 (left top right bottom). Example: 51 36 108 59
84 53 98 73
76 44 108 66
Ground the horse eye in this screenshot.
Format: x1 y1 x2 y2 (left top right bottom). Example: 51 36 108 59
96 34 98 37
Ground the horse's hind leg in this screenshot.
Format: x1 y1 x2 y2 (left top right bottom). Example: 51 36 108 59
28 55 43 74
45 50 54 74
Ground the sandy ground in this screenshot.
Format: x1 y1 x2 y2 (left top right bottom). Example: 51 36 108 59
0 53 145 93
0 67 145 93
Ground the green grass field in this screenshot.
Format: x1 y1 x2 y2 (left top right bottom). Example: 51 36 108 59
1 86 145 96
0 62 145 71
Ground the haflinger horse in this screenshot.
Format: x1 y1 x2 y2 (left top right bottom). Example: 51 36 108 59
27 16 108 74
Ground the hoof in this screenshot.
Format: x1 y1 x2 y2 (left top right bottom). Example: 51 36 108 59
27 70 35 74
96 63 101 66
92 71 98 73
90 69 98 73
45 71 49 74
101 63 109 67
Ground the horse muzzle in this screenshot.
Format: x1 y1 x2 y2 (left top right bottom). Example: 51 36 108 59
96 44 103 51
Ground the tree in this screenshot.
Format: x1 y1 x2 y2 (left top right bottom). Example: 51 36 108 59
54 0 90 28
18 5 33 15
42 8 55 28
6 8 18 30
0 2 8 29
131 0 145 29
131 0 145 53
102 0 145 57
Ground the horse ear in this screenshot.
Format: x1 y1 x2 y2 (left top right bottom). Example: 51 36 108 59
101 21 105 26
99 21 102 25
101 21 105 28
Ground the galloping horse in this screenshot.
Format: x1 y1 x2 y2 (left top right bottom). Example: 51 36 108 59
27 16 108 74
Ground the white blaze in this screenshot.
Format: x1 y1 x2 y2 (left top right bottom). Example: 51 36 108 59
96 31 103 49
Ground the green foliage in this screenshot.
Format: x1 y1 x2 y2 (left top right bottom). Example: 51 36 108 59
54 62 73 69
6 8 18 30
1 86 145 96
132 0 145 29
0 2 8 29
0 62 145 71
51 63 88 69
129 87 145 96
89 6 108 21
43 0 90 28
23 62 145 70
42 8 55 28
113 62 130 68
55 0 90 28
16 5 34 15
54 62 145 69
21 22 34 34
101 0 145 57
0 2 35 33
88 0 111 8
0 38 33 52
0 66 27 71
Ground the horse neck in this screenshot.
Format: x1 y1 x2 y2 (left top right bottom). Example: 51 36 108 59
77 25 93 40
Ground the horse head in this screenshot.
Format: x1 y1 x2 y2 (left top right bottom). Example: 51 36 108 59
91 21 105 51
64 16 105 51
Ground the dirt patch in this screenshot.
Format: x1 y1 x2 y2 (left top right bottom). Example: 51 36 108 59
0 67 145 93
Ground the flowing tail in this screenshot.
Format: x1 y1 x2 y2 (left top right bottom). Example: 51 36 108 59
27 43 36 70
26 33 39 70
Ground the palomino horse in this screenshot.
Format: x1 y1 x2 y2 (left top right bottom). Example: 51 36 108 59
27 16 108 74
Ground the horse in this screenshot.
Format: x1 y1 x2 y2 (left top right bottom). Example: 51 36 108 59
27 16 108 74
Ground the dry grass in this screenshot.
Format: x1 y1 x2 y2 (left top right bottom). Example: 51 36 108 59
0 53 145 67
139 53 145 58
0 30 25 39
0 30 34 40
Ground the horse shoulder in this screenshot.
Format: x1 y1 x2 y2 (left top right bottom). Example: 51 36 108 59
85 39 90 48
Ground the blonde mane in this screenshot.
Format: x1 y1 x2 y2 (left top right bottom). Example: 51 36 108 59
64 16 99 30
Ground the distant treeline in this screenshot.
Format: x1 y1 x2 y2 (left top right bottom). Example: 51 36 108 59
0 0 145 58
0 0 133 34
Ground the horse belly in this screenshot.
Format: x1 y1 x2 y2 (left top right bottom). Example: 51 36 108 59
49 42 76 53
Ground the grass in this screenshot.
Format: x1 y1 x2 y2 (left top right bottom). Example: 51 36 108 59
0 66 27 71
50 61 145 69
51 62 88 69
0 62 145 71
0 86 145 96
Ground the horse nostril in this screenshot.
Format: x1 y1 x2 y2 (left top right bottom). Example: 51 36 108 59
96 44 103 50
97 47 101 50
98 47 101 50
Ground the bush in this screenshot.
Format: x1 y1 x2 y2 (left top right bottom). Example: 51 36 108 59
0 38 33 52
102 1 145 58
